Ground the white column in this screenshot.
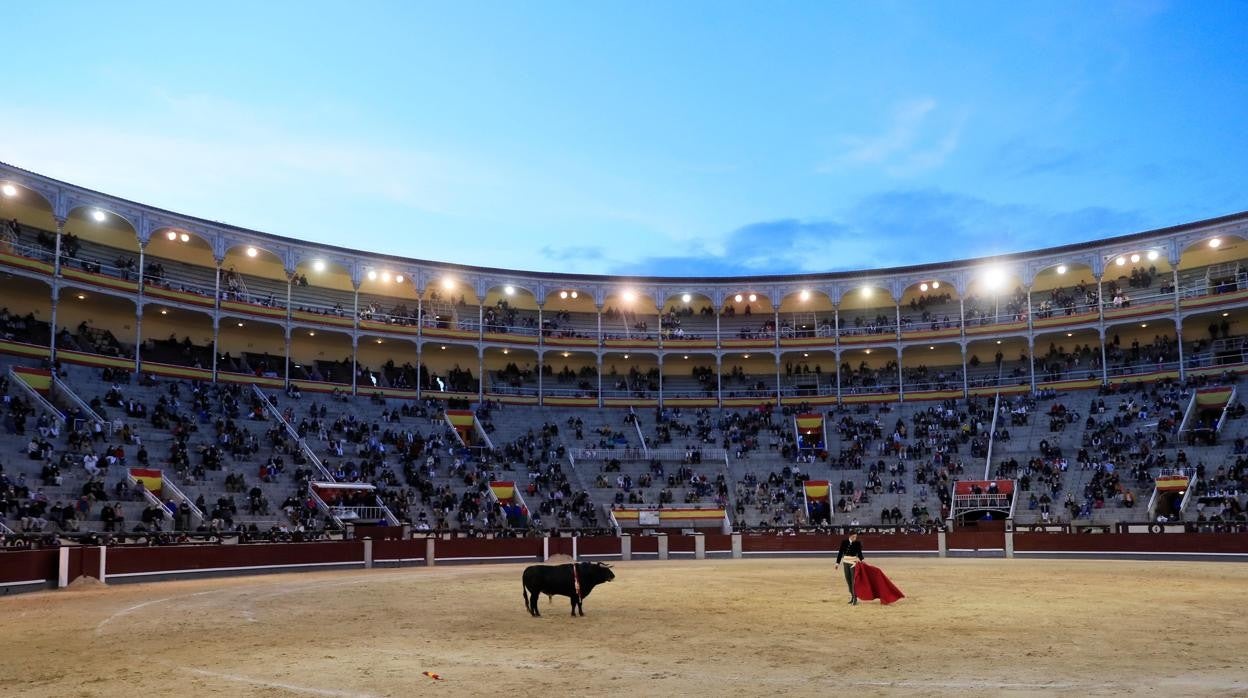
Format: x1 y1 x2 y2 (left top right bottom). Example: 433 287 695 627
694 533 706 560
426 537 436 566
620 534 632 561
731 532 743 559
363 537 374 569
657 533 669 560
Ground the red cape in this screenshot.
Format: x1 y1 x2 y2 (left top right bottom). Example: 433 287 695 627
853 562 905 604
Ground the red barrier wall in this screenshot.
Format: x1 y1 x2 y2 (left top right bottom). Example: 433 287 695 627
106 541 365 577
1014 533 1248 555
947 530 1006 551
631 536 659 554
373 539 426 561
740 533 938 553
705 534 734 552
578 536 621 557
669 535 697 553
435 537 543 561
0 549 59 585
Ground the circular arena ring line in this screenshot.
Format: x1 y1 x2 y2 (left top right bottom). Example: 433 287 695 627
5 558 1248 697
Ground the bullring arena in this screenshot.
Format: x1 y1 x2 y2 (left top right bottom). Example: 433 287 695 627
4 536 1248 697
4 163 1248 697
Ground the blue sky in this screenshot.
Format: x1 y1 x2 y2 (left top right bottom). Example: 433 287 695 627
4 1 1247 277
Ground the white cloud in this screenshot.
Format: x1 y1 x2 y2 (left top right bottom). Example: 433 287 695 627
821 98 965 177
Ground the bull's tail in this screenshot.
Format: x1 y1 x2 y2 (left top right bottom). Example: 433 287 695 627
522 579 530 613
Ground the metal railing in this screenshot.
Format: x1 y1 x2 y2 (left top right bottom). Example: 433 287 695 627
6 367 65 425
160 472 205 528
250 384 334 481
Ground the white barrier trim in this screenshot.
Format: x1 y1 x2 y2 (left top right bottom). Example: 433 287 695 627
1014 550 1248 557
742 549 939 555
373 557 426 563
58 547 69 588
436 555 540 562
107 560 362 579
0 578 48 588
949 548 1005 552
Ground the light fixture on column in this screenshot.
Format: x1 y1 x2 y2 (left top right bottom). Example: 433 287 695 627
166 231 178 241
504 285 515 296
748 293 757 302
1130 253 1140 263
621 289 636 302
367 270 378 281
246 246 258 258
381 271 391 283
920 283 929 292
799 289 811 301
395 274 404 283
681 293 692 303
92 209 106 222
1115 256 1126 266
1147 250 1159 261
1056 264 1068 274
734 293 743 303
179 232 190 242
313 260 326 272
1209 238 1222 248
931 281 940 289
0 184 16 197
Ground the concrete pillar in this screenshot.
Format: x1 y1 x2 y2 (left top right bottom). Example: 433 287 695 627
694 533 706 560
543 536 550 561
938 529 948 558
425 537 436 567
1005 529 1015 559
657 533 669 560
363 538 374 569
57 547 69 588
98 545 107 583
572 536 579 561
731 532 743 559
620 534 632 561
402 523 411 540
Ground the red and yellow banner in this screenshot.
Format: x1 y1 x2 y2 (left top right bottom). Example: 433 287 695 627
11 366 52 394
1155 475 1190 492
1196 387 1233 409
803 480 830 500
490 481 515 501
611 508 725 521
796 413 823 434
130 468 163 495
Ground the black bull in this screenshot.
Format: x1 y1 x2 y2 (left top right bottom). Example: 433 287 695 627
522 562 615 616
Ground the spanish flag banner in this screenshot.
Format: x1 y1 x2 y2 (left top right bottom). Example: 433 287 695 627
130 467 163 495
803 480 830 500
446 409 476 444
1196 387 1233 409
11 366 52 394
1155 475 1189 492
490 481 515 501
795 413 823 434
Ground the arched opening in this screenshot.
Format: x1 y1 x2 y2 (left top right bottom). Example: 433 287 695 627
660 351 717 400
290 257 355 316
1034 328 1102 383
661 291 716 343
138 305 214 369
838 283 896 339
964 265 1026 330
778 289 835 339
542 287 598 339
1104 319 1178 378
966 337 1029 389
216 316 285 377
357 335 419 391
719 290 774 341
0 182 57 262
57 287 136 359
900 342 963 393
482 346 539 397
222 244 288 308
0 276 52 347
898 280 959 337
780 349 835 398
291 328 356 385
481 284 540 338
1183 308 1247 371
839 347 898 395
144 228 217 295
720 351 778 400
359 273 419 327
1032 262 1100 325
603 289 658 343
419 341 478 395
541 349 598 399
1176 235 1248 299
602 351 659 399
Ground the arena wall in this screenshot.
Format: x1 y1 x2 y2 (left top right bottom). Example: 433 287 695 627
9 531 1246 594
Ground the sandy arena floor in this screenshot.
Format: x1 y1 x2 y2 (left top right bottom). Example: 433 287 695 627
2 558 1247 697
